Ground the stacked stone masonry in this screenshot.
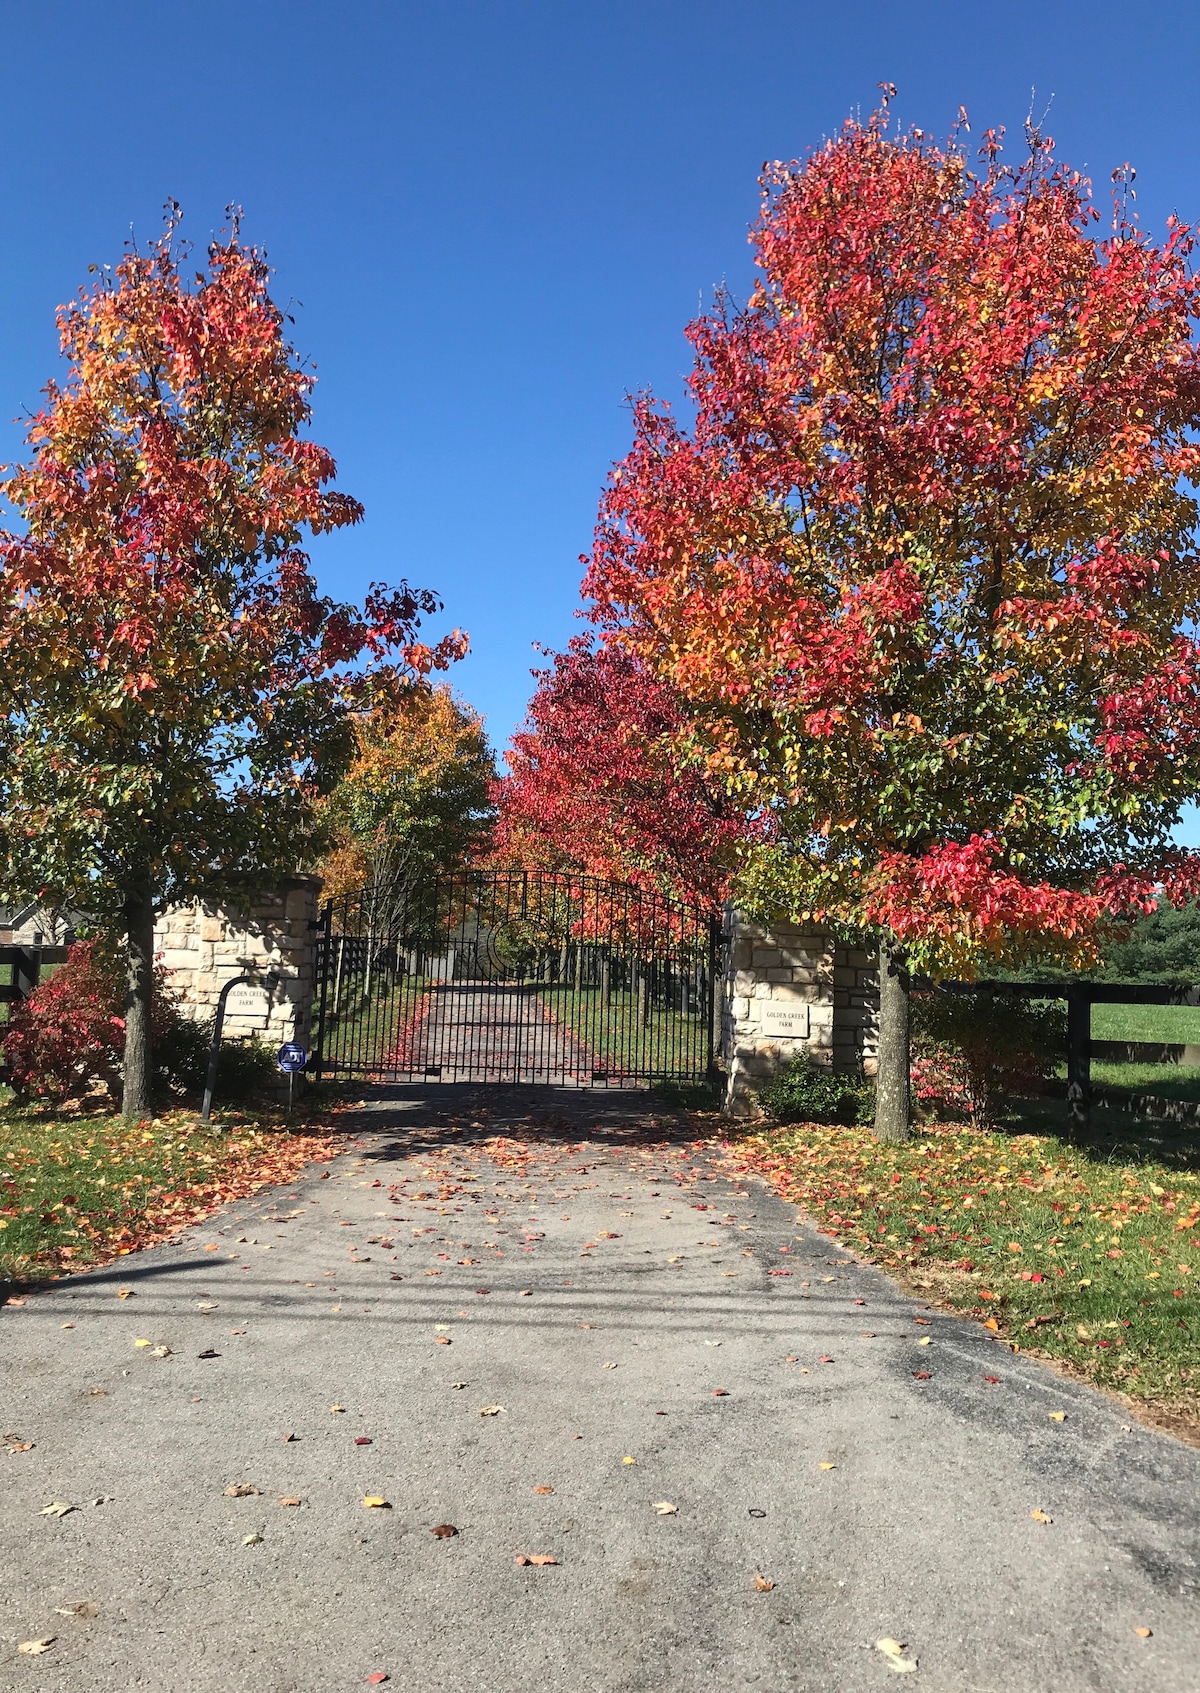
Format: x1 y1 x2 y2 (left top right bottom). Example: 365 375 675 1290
152 877 321 1061
722 912 878 1117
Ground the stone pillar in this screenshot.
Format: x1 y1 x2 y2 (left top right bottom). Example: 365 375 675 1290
721 909 878 1117
153 876 322 1062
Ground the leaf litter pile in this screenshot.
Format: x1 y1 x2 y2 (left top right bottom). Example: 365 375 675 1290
0 1106 336 1283
728 1115 1200 1424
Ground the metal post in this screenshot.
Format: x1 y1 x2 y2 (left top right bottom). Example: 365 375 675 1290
314 902 333 1083
706 914 723 1093
1066 985 1091 1140
201 972 277 1124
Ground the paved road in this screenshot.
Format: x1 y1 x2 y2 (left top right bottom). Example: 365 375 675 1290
3 1086 1199 1693
397 986 607 1084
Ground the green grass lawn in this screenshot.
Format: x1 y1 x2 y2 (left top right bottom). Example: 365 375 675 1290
538 984 710 1079
1091 1002 1200 1044
730 1109 1200 1422
0 1105 334 1286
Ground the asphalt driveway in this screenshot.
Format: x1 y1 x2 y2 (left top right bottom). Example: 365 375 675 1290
2 1085 1198 1692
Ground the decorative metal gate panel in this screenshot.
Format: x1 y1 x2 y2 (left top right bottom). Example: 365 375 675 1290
313 869 719 1088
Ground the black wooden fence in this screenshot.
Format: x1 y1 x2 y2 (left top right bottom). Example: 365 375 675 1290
942 979 1200 1134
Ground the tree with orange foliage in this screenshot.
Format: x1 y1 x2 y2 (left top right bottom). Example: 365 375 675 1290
318 683 496 916
0 214 464 1118
587 101 1200 1138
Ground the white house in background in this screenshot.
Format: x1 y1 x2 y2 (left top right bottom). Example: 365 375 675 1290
0 903 77 947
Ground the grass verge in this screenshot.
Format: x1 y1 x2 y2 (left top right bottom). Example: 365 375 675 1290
0 1104 336 1288
725 1115 1200 1438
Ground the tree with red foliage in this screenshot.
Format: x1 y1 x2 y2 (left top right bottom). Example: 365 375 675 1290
495 636 746 907
0 214 464 1118
586 99 1200 1138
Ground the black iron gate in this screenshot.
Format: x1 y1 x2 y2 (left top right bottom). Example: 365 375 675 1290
313 868 720 1088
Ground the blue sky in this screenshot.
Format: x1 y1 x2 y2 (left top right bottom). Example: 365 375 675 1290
2 0 1198 834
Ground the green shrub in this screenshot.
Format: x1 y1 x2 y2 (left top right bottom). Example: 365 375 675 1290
758 1055 873 1125
155 1021 280 1103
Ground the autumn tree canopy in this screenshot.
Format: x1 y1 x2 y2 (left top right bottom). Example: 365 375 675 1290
318 683 496 911
585 102 1200 1137
494 635 747 907
0 215 464 1117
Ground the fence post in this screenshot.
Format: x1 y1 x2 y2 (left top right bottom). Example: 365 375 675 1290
1066 985 1092 1139
313 901 333 1083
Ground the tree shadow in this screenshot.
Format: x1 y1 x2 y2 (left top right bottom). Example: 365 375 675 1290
999 1091 1200 1173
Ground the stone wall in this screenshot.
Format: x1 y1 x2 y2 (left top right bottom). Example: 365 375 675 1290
722 910 878 1116
153 876 322 1058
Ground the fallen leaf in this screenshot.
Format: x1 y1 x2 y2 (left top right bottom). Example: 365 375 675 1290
1030 1508 1053 1524
450 1382 468 1390
242 1532 264 1545
223 1484 262 1497
652 1501 678 1514
518 1289 532 1296
354 1436 373 1445
515 1553 558 1566
435 1337 451 1346
818 1355 834 1364
754 1574 775 1592
818 1462 837 1471
278 1496 303 1507
602 1362 618 1370
622 1455 637 1465
197 1349 220 1360
430 1523 457 1537
39 1501 76 1517
362 1496 392 1509
704 1340 722 1347
479 1405 505 1416
876 1638 918 1674
150 1345 172 1358
18 1638 55 1655
61 1322 74 1329
1135 1627 1152 1638
5 1437 33 1453
916 1337 931 1347
133 1338 153 1348
983 1317 1000 1332
117 1288 134 1299
712 1388 730 1397
282 1433 298 1442
534 1485 554 1495
330 1404 347 1413
365 1676 390 1686
1048 1411 1067 1422
912 1370 931 1380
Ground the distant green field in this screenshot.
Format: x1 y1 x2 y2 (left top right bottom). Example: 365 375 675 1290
1090 1003 1200 1045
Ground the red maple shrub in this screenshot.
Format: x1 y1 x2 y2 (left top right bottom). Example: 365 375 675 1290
2 938 186 1104
910 992 1065 1128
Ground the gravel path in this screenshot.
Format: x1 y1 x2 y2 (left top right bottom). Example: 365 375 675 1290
2 1085 1198 1692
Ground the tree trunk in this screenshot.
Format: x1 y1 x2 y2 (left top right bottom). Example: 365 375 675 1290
122 887 156 1122
873 934 911 1143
